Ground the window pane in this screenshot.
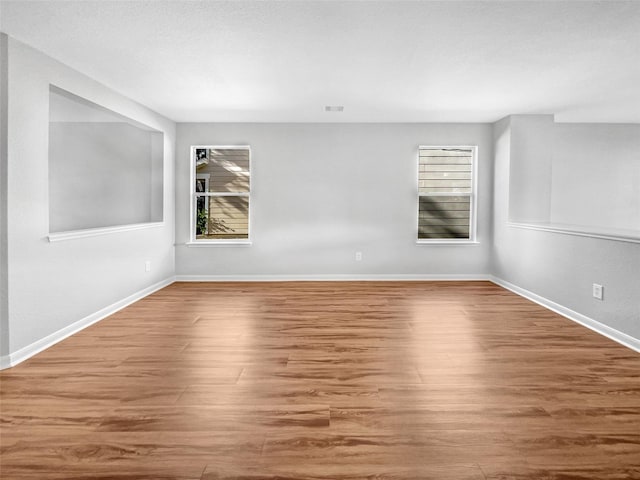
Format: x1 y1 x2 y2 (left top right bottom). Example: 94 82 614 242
195 195 249 240
419 148 473 194
195 148 249 193
418 195 470 239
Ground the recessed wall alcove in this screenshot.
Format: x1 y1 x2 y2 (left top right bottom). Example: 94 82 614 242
48 85 164 236
507 115 640 243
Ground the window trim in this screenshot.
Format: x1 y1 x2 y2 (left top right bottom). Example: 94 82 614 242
189 145 252 245
416 145 478 245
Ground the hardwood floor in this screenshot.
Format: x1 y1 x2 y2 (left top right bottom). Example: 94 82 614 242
1 281 639 479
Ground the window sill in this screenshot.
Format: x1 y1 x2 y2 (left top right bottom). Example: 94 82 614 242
185 240 252 247
508 222 640 244
416 240 479 246
48 222 164 242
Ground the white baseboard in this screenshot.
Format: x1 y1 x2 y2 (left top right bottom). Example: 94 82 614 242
490 276 640 353
175 273 492 282
0 276 175 370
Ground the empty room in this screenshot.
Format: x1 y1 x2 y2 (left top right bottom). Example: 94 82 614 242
0 1 639 479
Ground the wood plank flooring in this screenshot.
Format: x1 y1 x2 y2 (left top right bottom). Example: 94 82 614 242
1 281 639 479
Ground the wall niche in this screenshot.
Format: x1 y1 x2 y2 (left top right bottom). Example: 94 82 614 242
507 114 640 242
48 85 163 235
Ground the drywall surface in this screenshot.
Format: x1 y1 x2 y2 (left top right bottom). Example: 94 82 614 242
493 116 640 340
0 33 9 360
508 115 554 223
491 116 511 276
551 123 640 231
49 123 159 232
4 37 176 356
176 123 493 277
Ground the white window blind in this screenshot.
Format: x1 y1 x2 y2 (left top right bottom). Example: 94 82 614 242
418 146 476 241
191 146 250 242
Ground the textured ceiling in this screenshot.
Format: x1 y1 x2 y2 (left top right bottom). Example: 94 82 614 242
1 0 639 123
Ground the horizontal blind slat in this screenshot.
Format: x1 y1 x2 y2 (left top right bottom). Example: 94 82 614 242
420 165 472 172
419 196 470 203
418 232 469 239
419 157 472 165
420 172 472 180
420 211 470 219
419 149 473 157
419 188 472 194
419 179 472 188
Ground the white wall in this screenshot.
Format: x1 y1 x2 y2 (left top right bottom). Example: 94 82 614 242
0 34 9 359
493 115 640 340
508 115 554 223
1 37 176 360
551 123 640 231
176 123 493 278
49 123 161 232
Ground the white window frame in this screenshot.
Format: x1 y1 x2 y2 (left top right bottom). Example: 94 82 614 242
416 145 478 245
189 145 252 245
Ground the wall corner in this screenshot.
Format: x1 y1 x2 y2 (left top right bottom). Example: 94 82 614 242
0 32 10 359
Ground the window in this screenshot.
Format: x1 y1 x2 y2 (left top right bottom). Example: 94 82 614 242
418 146 477 242
191 146 250 243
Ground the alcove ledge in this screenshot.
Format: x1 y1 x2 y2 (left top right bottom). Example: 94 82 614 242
508 222 640 244
48 222 164 242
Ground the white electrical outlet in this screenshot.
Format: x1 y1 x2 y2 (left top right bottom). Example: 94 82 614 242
592 283 603 300
355 251 362 261
145 260 151 272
